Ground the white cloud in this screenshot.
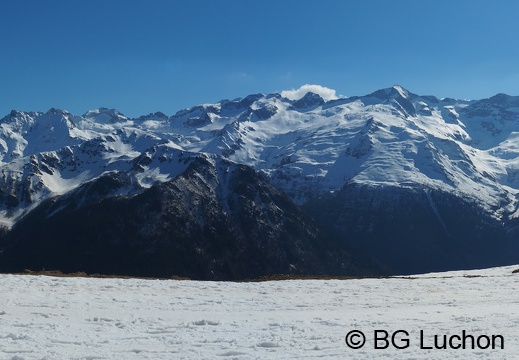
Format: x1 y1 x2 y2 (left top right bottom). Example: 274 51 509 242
281 84 338 101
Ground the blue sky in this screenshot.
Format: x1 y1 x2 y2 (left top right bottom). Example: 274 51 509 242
1 0 519 117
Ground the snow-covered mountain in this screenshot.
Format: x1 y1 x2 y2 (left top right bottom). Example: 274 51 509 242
0 108 185 225
4 86 519 220
2 85 519 276
164 85 519 219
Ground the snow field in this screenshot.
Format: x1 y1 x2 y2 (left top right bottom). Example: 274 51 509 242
0 265 518 359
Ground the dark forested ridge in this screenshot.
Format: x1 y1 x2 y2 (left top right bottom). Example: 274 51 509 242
0 157 385 280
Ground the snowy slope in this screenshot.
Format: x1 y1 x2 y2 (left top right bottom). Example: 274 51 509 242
0 265 518 359
0 110 186 226
159 86 519 217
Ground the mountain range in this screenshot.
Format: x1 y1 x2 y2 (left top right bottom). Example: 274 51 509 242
1 85 519 278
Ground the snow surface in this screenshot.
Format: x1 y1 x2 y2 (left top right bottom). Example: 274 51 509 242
0 265 518 359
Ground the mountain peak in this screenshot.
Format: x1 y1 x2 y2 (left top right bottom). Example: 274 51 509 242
487 93 519 105
291 92 325 109
137 112 169 121
369 85 412 100
45 108 71 116
391 85 410 97
4 109 41 119
82 107 129 123
239 93 266 108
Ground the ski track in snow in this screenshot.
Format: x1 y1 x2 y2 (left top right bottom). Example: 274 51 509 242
0 266 518 359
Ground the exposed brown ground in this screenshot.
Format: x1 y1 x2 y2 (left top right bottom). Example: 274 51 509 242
2 268 518 281
2 269 370 282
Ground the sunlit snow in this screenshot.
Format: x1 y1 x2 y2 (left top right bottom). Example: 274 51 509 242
0 265 518 359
